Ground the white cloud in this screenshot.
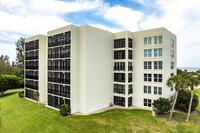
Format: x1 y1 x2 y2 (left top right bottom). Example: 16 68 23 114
103 5 143 31
139 0 200 67
0 43 16 62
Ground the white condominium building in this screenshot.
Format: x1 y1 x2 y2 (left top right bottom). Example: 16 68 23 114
24 24 176 114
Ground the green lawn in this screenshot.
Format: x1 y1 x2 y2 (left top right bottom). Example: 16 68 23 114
0 89 200 133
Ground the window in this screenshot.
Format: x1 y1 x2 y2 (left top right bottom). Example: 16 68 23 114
128 50 132 59
144 61 152 69
170 96 174 103
114 84 125 94
144 98 152 107
144 86 151 94
144 37 152 45
114 38 125 48
154 48 162 57
114 96 125 106
128 85 133 94
144 49 152 57
144 74 152 82
128 38 132 48
154 74 162 82
128 97 132 106
114 62 125 71
154 61 162 69
154 87 162 95
128 73 132 82
154 36 162 44
171 85 174 91
171 39 174 48
114 50 125 59
171 62 174 69
114 73 125 82
128 62 133 71
171 73 174 77
171 50 174 58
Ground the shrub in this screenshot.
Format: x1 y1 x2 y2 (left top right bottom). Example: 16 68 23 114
0 75 23 96
176 90 199 112
153 97 172 115
59 104 71 116
18 91 24 98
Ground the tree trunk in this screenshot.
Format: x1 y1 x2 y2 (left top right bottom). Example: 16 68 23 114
169 90 179 120
186 89 193 122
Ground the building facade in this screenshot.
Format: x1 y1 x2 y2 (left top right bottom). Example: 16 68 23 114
24 25 176 114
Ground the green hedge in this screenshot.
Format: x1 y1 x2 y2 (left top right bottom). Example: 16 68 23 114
0 75 24 95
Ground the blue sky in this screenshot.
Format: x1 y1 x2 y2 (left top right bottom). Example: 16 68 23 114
0 0 200 67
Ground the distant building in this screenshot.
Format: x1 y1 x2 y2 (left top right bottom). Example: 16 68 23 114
24 25 176 114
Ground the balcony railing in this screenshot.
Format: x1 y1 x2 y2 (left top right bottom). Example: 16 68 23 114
25 66 38 69
48 53 70 59
48 66 70 71
48 39 71 47
48 77 70 84
25 84 38 90
25 56 38 60
25 46 39 51
48 88 70 98
25 75 38 80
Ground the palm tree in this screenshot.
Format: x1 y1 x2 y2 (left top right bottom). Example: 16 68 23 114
186 75 199 122
166 75 182 120
34 91 40 105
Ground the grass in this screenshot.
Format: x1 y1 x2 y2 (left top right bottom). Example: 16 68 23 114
0 89 200 133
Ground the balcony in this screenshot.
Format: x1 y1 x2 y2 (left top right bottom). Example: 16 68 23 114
25 45 39 51
48 53 70 59
25 66 38 70
48 77 70 84
48 88 70 98
25 75 38 80
48 39 71 48
48 66 70 71
25 84 38 90
25 56 38 60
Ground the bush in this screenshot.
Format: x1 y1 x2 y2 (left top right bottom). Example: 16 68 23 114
59 104 71 116
176 90 199 112
18 91 24 98
153 97 172 115
0 75 24 96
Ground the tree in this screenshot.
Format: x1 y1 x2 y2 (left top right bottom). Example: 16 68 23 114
34 91 40 105
186 75 199 122
15 37 25 74
166 75 182 120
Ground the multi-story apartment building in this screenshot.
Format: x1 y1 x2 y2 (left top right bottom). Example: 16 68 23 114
24 25 176 114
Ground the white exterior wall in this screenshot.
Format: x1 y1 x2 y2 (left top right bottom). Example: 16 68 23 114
132 28 176 109
79 25 113 114
25 35 47 103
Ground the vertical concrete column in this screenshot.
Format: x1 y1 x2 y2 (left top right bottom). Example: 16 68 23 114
125 37 129 107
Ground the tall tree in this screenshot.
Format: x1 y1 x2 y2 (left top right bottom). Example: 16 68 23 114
15 37 25 67
186 75 199 122
166 75 182 120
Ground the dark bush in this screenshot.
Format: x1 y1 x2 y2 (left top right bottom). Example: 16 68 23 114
59 104 71 116
0 75 24 96
176 90 198 112
153 97 172 115
18 91 24 98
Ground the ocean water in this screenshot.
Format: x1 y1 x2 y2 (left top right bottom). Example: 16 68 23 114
178 67 200 72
